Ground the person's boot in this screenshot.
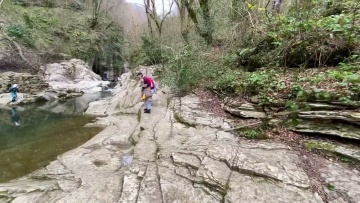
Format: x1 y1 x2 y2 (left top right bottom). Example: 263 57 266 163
144 108 148 112
144 109 151 114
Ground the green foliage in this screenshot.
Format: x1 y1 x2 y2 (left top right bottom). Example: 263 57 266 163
141 36 168 65
131 36 169 67
6 24 33 47
212 64 360 105
237 1 360 69
160 46 204 93
240 128 268 139
13 0 27 6
327 184 336 191
213 70 242 94
2 1 125 74
244 130 258 139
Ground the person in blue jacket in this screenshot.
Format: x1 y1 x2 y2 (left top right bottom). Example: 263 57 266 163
11 107 20 126
9 84 19 102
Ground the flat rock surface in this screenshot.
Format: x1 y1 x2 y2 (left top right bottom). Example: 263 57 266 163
1 66 359 203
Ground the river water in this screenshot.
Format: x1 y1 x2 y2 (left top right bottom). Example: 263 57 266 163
0 92 111 182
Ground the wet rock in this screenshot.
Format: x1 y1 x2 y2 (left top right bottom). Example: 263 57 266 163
0 93 47 106
223 102 267 119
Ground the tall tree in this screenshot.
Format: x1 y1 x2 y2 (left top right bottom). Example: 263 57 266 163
144 0 175 37
182 0 213 44
174 0 191 43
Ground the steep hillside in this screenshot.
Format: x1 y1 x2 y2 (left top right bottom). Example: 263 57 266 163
0 0 125 75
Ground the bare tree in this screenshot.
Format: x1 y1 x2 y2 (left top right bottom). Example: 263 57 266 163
144 0 154 36
90 0 102 28
144 0 175 37
174 0 191 43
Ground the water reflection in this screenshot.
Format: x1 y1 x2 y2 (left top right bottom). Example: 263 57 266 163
0 92 112 182
37 91 112 114
11 107 20 126
122 153 133 167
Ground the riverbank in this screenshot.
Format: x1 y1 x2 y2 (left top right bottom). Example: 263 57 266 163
0 59 112 107
0 66 359 202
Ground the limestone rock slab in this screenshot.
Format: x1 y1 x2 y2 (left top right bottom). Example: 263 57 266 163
298 111 360 125
294 121 360 140
225 172 323 203
158 166 219 203
223 102 267 119
234 142 310 188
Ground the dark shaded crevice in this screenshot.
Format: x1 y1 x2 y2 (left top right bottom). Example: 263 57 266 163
171 151 203 169
231 167 284 184
221 171 231 203
134 166 148 203
155 163 165 203
173 168 224 195
298 131 360 147
221 149 239 202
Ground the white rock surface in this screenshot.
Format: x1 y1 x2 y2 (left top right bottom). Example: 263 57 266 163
41 59 109 93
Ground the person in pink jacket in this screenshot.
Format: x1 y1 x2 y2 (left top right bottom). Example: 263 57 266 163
138 72 156 113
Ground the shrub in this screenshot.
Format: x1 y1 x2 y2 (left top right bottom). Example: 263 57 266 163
6 24 33 47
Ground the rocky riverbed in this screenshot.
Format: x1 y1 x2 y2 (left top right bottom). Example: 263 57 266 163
0 66 359 203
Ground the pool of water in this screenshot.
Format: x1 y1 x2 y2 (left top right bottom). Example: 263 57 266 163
0 92 111 183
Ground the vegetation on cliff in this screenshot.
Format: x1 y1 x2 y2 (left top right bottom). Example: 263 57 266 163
0 0 125 75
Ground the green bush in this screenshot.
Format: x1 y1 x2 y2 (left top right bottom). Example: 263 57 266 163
6 24 33 47
141 36 168 65
237 1 360 69
161 46 204 93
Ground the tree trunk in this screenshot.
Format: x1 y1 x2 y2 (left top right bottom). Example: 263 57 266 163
199 0 212 44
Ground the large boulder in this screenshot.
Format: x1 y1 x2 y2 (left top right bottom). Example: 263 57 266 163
41 59 109 93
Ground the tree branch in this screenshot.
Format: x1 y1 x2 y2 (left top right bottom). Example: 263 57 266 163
2 32 35 71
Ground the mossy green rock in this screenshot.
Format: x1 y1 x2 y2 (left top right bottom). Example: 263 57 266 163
304 140 360 164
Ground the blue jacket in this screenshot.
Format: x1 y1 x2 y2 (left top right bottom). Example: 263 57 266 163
9 87 19 93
